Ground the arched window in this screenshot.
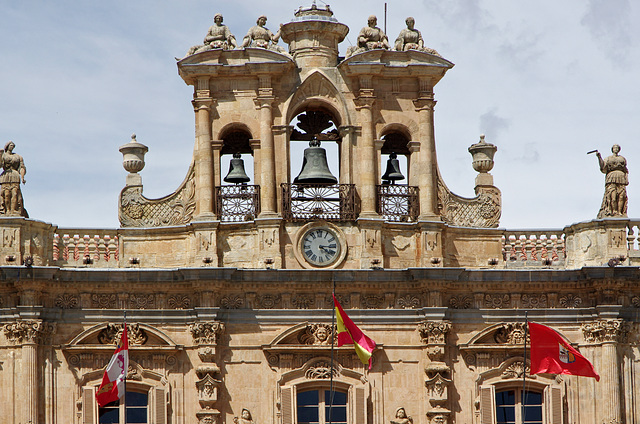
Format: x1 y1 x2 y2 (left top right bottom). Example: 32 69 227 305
290 110 340 183
380 132 410 184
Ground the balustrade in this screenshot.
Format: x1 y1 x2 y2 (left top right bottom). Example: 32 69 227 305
376 184 419 222
502 230 566 266
627 220 640 252
215 185 260 222
53 230 119 267
281 183 357 221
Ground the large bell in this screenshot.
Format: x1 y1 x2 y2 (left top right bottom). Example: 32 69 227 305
381 152 405 184
293 139 338 185
224 153 251 184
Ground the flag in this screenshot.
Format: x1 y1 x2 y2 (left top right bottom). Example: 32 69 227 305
333 294 376 369
528 322 599 381
96 324 129 407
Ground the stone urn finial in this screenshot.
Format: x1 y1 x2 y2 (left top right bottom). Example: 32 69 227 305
119 133 149 186
468 134 497 187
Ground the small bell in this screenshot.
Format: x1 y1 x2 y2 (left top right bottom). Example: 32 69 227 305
293 138 338 185
224 153 251 184
381 152 404 184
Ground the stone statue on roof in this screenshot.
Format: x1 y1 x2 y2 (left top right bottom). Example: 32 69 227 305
187 13 237 56
0 141 28 217
594 144 628 218
394 17 441 57
241 15 287 54
346 15 390 58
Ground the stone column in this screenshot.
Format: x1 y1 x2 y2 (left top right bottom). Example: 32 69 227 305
338 126 358 185
413 82 439 220
354 92 378 218
255 96 277 218
582 319 627 424
3 320 55 424
193 76 216 220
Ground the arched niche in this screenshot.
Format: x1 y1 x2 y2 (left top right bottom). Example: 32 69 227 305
218 126 256 186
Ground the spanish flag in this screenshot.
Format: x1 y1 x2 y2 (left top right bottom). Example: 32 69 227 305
529 322 599 381
333 294 376 369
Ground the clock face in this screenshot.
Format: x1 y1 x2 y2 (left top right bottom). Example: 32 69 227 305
301 227 341 267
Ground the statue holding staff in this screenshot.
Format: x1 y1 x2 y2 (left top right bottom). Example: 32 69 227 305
589 144 629 218
0 141 27 217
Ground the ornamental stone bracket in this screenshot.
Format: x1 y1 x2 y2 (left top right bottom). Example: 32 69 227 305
3 319 56 345
190 321 225 424
417 321 452 424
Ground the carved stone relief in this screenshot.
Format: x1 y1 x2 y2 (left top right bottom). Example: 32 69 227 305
305 361 338 379
91 294 117 309
98 323 148 346
397 294 420 309
3 320 55 344
521 294 547 309
558 293 583 308
168 294 192 309
257 294 282 309
361 294 384 309
190 322 225 345
448 295 472 309
493 323 528 345
484 294 510 309
298 324 335 345
418 321 451 345
221 294 244 309
129 293 155 309
55 294 79 309
292 294 314 309
582 319 627 343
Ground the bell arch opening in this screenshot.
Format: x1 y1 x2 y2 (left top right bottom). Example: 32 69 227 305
380 131 411 184
289 108 341 184
220 130 254 185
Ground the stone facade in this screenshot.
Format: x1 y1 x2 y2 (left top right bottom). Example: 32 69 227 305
1 4 640 424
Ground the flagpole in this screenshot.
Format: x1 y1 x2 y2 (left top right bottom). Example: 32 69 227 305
123 310 127 424
522 311 528 424
329 279 336 424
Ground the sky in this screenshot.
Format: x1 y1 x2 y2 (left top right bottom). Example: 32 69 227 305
1 0 638 230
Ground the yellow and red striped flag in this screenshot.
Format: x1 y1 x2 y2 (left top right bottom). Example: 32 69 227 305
333 294 376 369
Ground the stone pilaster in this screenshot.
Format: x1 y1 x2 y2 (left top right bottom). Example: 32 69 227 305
418 320 452 424
354 84 378 219
190 321 225 424
413 91 439 221
582 319 627 424
192 76 216 220
254 95 277 218
3 320 56 424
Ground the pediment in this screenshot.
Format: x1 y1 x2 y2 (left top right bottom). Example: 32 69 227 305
266 322 336 349
65 322 180 352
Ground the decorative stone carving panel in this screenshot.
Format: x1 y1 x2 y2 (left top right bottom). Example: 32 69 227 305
119 165 196 227
3 320 55 344
298 324 335 345
418 321 451 345
167 294 192 309
190 322 225 345
558 293 583 308
493 323 528 345
98 323 148 346
448 295 472 309
437 179 501 228
582 319 627 343
220 294 244 309
55 294 80 309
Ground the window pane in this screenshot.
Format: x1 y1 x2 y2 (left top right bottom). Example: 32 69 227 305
98 406 119 424
126 391 148 406
325 390 347 406
297 390 319 424
496 390 515 424
522 390 542 405
126 406 148 423
325 406 347 423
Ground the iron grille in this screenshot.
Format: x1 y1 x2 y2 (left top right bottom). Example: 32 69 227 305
377 184 419 222
215 185 260 222
282 183 357 221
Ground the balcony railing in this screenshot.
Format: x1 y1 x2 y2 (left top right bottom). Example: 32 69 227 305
502 230 566 266
281 183 357 221
377 184 419 222
215 185 260 222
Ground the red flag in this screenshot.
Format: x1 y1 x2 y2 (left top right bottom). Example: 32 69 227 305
529 322 599 381
96 325 129 407
333 294 376 369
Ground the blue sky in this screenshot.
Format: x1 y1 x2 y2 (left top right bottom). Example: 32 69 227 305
1 0 638 229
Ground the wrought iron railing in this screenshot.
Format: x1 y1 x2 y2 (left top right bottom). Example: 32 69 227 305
281 183 357 221
376 184 419 222
215 185 260 222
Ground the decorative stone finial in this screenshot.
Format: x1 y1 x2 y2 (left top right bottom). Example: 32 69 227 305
119 133 149 186
468 134 497 187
